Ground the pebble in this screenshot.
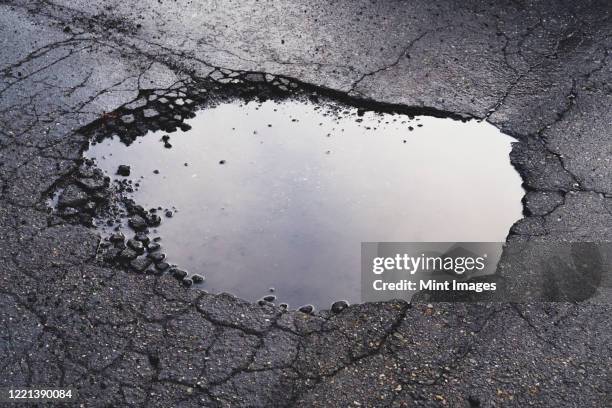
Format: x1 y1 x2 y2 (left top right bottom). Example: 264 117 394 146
182 277 193 287
128 215 147 231
263 295 276 302
58 184 88 208
147 252 166 263
134 232 150 245
119 248 138 261
127 239 145 254
298 305 314 314
147 242 161 252
146 214 161 226
116 165 131 176
155 262 170 271
77 177 106 191
191 274 205 283
165 210 173 218
171 268 188 279
130 256 152 272
219 160 226 165
331 300 349 314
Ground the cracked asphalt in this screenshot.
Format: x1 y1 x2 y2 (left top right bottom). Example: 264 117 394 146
0 0 610 407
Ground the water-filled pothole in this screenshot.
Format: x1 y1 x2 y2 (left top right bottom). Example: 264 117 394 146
87 98 524 308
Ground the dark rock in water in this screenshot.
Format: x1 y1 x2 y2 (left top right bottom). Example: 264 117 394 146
145 214 161 226
258 299 273 307
278 303 289 310
153 169 159 174
127 239 145 254
109 232 125 243
164 142 172 149
170 268 188 279
161 135 170 142
219 160 226 165
331 300 349 314
182 277 193 287
117 165 131 176
263 295 276 302
179 123 192 132
191 274 205 283
298 305 314 314
60 207 80 217
165 210 173 218
58 184 88 208
147 252 166 263
130 256 152 272
128 215 147 231
77 177 106 191
134 232 150 245
119 248 138 261
103 247 122 262
147 242 160 252
155 262 170 271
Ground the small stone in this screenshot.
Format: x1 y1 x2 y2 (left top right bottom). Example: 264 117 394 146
147 252 166 263
134 232 150 245
153 169 159 174
191 274 205 284
155 262 170 271
218 160 226 165
164 142 172 149
263 295 276 302
117 165 131 176
146 214 161 226
331 300 349 314
127 239 145 254
165 210 173 218
58 184 88 208
119 248 138 261
128 215 147 231
298 305 314 314
182 277 193 287
278 303 288 310
77 177 106 191
171 268 188 279
130 256 152 272
147 242 161 252
109 231 125 243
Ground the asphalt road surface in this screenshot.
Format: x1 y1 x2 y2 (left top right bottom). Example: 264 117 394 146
0 1 610 407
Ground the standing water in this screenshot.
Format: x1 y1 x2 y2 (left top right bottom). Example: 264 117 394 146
87 99 524 308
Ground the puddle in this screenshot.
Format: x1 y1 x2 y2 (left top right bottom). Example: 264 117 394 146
87 99 524 309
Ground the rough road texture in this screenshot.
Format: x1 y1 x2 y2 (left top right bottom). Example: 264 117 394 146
1 1 610 407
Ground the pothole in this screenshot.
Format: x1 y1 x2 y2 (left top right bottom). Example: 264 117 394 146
84 96 524 309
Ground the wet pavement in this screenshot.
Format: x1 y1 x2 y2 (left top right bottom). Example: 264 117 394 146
87 98 522 308
1 1 611 407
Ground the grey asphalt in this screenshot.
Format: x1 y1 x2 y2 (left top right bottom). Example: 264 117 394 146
0 1 610 407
